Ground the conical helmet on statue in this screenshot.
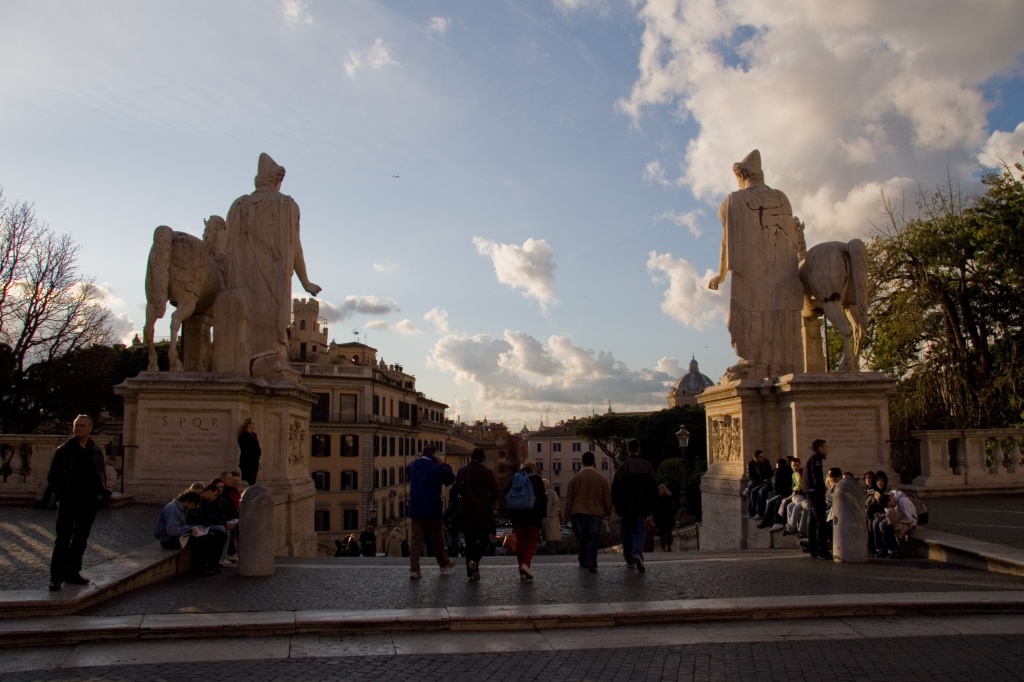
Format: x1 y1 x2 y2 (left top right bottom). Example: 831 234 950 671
255 153 286 188
736 149 761 176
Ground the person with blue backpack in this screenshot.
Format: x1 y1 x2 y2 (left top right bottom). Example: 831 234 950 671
503 459 546 581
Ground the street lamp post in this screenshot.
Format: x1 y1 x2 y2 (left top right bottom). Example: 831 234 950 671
675 425 691 451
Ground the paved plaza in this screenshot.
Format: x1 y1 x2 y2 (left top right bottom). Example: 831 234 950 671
3 495 1024 679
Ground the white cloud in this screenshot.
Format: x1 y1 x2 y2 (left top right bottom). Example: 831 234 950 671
394 319 420 336
646 251 725 330
315 295 400 322
979 122 1024 169
372 261 396 273
427 327 674 413
281 0 313 27
472 236 557 312
344 38 398 78
92 282 126 308
656 208 703 238
644 159 671 187
619 0 1024 242
364 320 390 331
555 0 610 13
109 312 135 344
426 17 451 36
656 356 683 377
424 307 450 335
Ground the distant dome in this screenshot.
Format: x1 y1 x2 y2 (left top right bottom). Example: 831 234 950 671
668 357 715 407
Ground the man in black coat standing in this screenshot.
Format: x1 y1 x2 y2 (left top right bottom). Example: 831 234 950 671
47 414 107 591
804 439 831 560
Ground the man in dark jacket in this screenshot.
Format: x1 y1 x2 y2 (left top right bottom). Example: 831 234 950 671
611 439 658 573
406 445 456 579
451 447 499 580
804 439 831 559
744 449 773 517
47 415 107 591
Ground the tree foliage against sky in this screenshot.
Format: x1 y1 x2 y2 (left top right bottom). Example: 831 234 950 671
866 152 1024 476
0 188 114 433
574 405 706 474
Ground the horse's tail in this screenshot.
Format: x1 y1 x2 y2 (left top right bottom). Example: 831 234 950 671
848 239 869 346
145 225 174 318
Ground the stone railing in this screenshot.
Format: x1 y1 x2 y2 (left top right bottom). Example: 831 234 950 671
910 429 1024 493
0 434 119 502
289 362 374 378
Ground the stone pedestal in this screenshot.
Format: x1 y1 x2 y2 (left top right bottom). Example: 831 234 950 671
115 372 317 557
697 372 895 551
239 484 276 576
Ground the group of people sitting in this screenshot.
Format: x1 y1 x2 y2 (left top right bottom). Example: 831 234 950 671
743 449 920 560
154 470 243 576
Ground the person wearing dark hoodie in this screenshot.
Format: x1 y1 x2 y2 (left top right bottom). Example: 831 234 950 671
758 458 795 528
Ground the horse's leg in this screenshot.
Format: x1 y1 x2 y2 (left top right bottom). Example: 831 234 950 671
144 303 161 371
168 296 198 372
821 300 855 372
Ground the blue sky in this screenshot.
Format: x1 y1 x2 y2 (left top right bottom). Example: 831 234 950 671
2 0 1022 428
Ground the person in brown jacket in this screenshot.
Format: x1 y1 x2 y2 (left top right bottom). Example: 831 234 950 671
563 451 612 573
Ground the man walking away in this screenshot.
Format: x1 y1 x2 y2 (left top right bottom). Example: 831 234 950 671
611 439 658 573
451 447 499 581
563 450 612 573
47 415 107 591
406 444 457 579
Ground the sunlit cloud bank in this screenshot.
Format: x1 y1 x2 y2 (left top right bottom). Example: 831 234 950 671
365 319 421 336
311 295 400 323
281 0 313 28
473 237 557 313
646 251 724 330
618 0 1024 243
426 310 675 416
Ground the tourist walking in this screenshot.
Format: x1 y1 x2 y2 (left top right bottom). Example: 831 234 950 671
504 460 546 580
237 419 261 485
611 439 658 572
47 415 107 591
406 444 456 579
563 451 612 573
451 447 499 581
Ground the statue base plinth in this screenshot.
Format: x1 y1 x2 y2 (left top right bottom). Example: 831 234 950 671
697 372 895 551
115 372 317 557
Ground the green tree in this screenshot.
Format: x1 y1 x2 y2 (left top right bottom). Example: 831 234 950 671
866 152 1024 478
656 457 685 494
574 405 706 474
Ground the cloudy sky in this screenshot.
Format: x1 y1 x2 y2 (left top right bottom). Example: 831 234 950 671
2 0 1022 428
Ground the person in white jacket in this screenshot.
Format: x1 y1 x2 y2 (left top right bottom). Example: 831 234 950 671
874 490 918 559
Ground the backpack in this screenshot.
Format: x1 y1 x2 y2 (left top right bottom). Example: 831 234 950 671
506 471 536 511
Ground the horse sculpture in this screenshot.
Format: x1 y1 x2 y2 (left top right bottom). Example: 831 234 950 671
795 219 868 373
143 216 227 371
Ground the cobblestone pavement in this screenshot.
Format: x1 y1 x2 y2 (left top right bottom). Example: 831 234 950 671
0 505 161 590
923 494 1024 550
3 631 1024 681
83 552 1024 617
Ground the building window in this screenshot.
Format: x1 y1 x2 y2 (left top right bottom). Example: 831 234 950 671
553 443 562 453
340 435 359 457
399 438 405 457
553 460 561 474
572 442 581 452
299 320 307 331
342 509 359 530
341 470 358 491
311 393 330 422
572 460 582 473
339 394 357 422
398 500 406 518
536 443 542 453
372 395 380 416
554 486 561 496
311 434 331 458
373 435 379 457
389 437 396 456
399 467 405 484
314 509 330 531
601 459 608 471
373 470 380 489
536 460 544 473
312 471 329 491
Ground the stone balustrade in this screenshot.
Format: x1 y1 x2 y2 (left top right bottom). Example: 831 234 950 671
0 434 119 502
910 429 1024 494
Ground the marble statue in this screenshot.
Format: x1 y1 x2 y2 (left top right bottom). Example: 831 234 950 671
143 216 227 372
796 221 868 373
708 150 804 380
213 153 321 378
